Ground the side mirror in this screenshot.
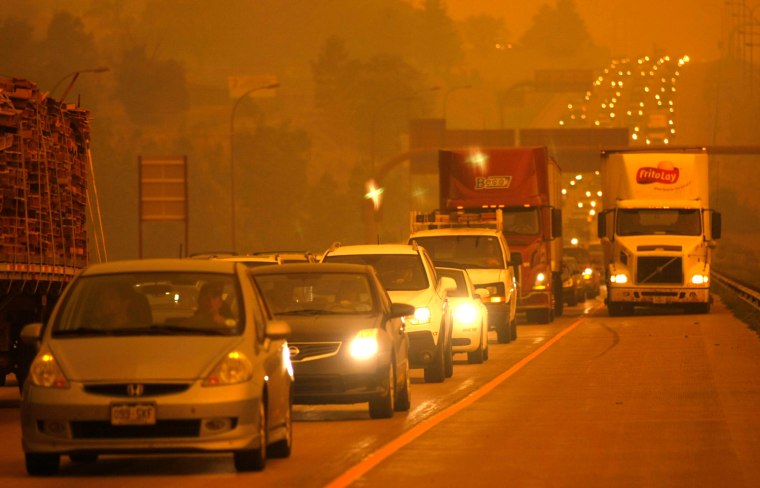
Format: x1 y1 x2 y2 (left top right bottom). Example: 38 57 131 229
711 212 721 240
390 302 416 319
265 319 291 340
439 276 458 294
510 251 523 266
475 288 490 299
551 208 563 239
20 322 43 346
597 211 607 239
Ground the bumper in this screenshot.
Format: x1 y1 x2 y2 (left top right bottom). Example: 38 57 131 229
608 286 710 304
21 381 265 455
451 322 482 353
292 356 390 404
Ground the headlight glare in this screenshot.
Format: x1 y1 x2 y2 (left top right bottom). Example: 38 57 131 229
409 306 431 325
610 273 628 284
453 302 479 325
691 274 709 285
349 329 380 359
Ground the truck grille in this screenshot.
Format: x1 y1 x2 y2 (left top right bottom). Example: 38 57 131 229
636 256 683 284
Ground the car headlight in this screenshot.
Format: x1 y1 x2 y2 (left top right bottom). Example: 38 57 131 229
690 274 709 285
29 350 69 389
349 328 380 360
453 302 479 325
408 306 431 325
203 350 253 386
583 267 593 279
610 273 629 284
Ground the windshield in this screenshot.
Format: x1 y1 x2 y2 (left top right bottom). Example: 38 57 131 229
323 254 428 291
253 272 376 315
412 235 504 269
616 209 702 236
503 208 540 235
52 272 242 337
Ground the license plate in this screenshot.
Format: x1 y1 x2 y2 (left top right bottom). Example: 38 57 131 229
111 403 156 425
653 296 667 304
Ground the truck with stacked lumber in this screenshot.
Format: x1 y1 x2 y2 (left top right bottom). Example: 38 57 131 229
0 76 90 386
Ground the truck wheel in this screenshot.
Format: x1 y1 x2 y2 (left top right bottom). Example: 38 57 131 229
496 322 511 343
553 275 564 317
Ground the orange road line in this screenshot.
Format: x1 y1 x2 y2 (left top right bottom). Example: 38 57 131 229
325 306 602 488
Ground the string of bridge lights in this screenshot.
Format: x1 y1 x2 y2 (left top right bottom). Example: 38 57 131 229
558 55 690 145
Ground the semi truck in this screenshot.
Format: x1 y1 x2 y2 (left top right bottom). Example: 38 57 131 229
0 76 90 387
597 147 721 315
437 147 563 324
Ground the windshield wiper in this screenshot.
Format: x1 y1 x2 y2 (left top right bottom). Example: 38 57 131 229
277 309 333 315
54 327 113 337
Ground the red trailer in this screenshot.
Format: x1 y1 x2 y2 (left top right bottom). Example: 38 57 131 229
438 147 563 323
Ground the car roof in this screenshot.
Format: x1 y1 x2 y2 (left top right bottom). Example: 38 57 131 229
410 228 503 238
216 256 280 263
80 258 238 276
249 262 375 275
324 244 420 256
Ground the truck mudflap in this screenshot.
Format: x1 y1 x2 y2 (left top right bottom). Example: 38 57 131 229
608 287 710 304
517 290 551 310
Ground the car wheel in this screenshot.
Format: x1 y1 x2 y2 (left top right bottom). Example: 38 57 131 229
483 342 489 361
369 365 395 418
25 453 60 476
69 452 98 464
394 362 411 412
444 337 454 378
268 399 292 458
510 314 518 341
234 399 267 472
423 342 446 383
467 338 485 364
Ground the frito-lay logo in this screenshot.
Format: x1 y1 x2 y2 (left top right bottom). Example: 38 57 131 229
475 175 511 189
636 161 679 184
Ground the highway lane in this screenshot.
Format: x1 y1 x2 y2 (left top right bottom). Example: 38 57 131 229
2 294 759 487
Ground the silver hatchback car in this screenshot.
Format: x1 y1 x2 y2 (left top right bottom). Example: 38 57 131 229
20 258 292 475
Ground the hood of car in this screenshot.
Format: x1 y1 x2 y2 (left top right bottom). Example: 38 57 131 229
48 336 242 382
280 313 381 342
388 288 435 308
465 269 506 287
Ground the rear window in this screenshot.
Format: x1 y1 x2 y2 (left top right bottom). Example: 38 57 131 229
412 235 504 269
323 254 428 291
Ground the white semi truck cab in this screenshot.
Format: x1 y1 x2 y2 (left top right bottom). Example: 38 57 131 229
597 148 721 316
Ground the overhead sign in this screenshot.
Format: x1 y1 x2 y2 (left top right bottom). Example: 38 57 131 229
139 156 187 221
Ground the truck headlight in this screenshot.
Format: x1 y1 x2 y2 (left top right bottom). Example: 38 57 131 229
349 329 380 359
610 273 629 284
533 272 548 290
690 274 709 285
582 267 593 280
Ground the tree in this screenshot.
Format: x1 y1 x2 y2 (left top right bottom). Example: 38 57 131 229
114 45 189 125
0 17 38 80
409 0 463 73
519 0 593 57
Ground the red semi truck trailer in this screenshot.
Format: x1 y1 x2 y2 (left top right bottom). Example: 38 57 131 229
438 147 563 323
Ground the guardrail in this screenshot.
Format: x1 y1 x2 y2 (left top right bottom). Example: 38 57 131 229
712 271 760 317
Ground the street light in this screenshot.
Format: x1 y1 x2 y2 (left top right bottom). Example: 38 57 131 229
229 82 280 252
49 67 110 104
443 84 472 122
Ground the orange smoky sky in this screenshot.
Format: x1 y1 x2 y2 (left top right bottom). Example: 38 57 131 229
436 0 727 62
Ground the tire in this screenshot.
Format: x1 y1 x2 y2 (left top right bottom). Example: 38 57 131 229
234 400 267 472
69 452 98 464
553 275 564 317
444 337 454 378
510 314 518 341
268 399 292 458
483 343 489 361
25 453 60 476
0 373 6 387
686 303 710 314
369 365 395 418
467 341 485 364
394 362 411 412
423 342 446 383
496 310 512 343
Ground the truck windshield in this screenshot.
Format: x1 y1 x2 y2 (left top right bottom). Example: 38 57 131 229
616 209 701 236
503 208 540 235
412 235 504 269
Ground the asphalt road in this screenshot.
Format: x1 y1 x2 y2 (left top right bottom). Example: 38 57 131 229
2 294 759 487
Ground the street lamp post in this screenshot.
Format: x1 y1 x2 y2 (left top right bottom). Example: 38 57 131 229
229 82 280 252
50 67 110 104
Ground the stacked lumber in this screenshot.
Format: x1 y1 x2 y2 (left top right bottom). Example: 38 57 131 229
0 76 89 270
